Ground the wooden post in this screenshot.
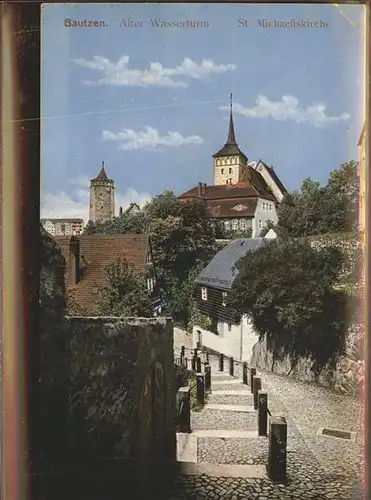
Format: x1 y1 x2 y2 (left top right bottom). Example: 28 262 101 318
268 416 287 483
258 391 268 436
229 356 234 376
253 376 262 410
242 362 248 385
196 373 205 407
250 368 256 394
219 353 224 372
196 356 202 373
205 365 211 393
176 387 191 433
191 356 196 371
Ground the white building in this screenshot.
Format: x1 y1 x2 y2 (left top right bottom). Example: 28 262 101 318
192 237 273 362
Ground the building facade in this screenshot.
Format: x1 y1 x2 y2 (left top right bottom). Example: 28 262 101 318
89 162 115 223
192 238 270 361
53 233 161 315
41 218 84 236
179 95 287 236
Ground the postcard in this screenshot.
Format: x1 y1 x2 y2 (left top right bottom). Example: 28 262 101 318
40 3 365 499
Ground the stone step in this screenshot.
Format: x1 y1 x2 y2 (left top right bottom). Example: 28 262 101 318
192 429 260 439
178 461 267 479
211 389 252 396
212 379 244 386
176 433 197 463
204 403 255 413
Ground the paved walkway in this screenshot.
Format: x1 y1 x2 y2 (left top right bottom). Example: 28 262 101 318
171 354 363 500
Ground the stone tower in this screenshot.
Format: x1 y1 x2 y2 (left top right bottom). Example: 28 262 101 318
212 94 248 185
89 162 115 223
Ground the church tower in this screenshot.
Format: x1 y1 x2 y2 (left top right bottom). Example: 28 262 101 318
212 94 248 185
89 162 115 223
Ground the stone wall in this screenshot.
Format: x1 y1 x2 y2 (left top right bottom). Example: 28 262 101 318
66 316 176 464
250 336 364 397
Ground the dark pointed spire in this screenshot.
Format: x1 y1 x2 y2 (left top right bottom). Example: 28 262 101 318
227 93 237 145
95 161 108 181
212 94 247 160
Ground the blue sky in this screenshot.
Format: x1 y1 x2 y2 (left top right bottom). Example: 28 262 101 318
41 3 365 222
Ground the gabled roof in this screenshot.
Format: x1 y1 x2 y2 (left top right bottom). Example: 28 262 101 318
256 160 288 197
53 233 150 313
123 202 141 215
195 237 269 290
179 182 276 202
207 198 258 218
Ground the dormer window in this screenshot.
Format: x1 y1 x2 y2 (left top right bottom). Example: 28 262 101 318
201 287 208 301
222 292 227 307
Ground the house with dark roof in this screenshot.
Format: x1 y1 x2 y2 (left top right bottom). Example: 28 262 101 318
119 202 141 217
178 94 287 237
193 237 272 362
52 233 160 315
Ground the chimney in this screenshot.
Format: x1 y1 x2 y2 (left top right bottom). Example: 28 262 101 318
119 206 123 216
197 182 203 197
68 236 80 286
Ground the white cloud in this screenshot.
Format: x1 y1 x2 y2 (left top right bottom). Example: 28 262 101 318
221 95 350 127
41 178 151 224
71 55 236 87
102 126 203 151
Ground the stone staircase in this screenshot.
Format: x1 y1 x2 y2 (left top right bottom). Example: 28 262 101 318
177 367 268 479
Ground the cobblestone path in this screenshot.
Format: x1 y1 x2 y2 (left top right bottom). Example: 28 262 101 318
170 354 363 500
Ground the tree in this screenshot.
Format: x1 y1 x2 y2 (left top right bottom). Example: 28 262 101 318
277 161 358 237
86 191 218 329
229 238 347 369
99 258 153 317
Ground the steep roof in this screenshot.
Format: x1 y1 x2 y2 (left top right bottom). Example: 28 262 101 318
91 162 113 183
53 233 150 313
212 94 247 160
358 121 366 146
207 198 258 218
257 160 288 197
179 182 275 202
195 237 269 290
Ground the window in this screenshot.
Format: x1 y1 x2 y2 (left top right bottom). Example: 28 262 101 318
229 167 232 174
224 220 231 230
268 203 273 212
228 323 232 332
221 168 224 174
201 287 208 301
258 219 263 229
239 219 247 229
222 292 227 307
262 202 266 211
232 219 238 230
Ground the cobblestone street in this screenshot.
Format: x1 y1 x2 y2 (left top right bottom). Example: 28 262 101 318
170 353 363 500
